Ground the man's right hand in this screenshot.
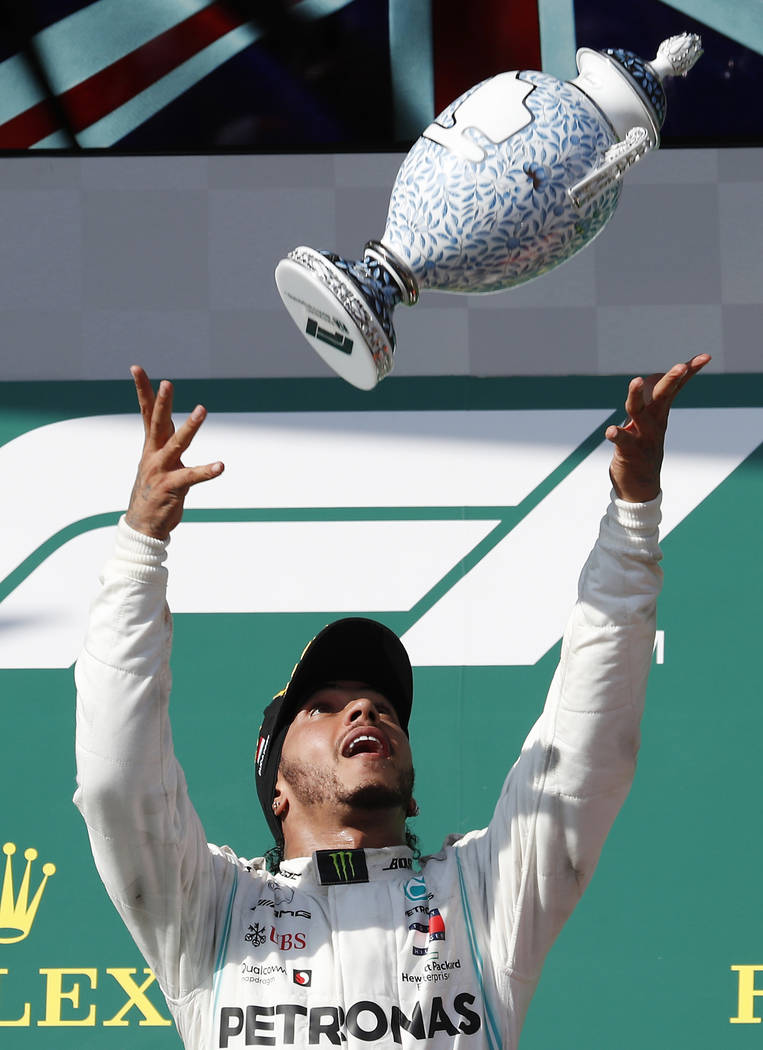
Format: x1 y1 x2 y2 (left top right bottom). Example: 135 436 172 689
125 366 224 540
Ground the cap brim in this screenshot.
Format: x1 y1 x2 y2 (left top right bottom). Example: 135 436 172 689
283 618 413 732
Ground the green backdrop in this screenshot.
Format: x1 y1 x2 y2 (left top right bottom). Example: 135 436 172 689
1 374 761 1047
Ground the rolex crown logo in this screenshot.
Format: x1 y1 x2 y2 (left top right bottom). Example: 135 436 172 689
0 842 56 944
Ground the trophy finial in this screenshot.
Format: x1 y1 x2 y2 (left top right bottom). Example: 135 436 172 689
602 32 702 133
651 33 703 79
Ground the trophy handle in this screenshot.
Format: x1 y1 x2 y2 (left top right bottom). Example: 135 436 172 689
567 126 650 209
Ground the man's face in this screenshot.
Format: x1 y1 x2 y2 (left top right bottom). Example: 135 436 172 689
277 681 414 816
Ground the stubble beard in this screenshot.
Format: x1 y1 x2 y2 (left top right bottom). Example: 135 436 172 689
280 757 415 813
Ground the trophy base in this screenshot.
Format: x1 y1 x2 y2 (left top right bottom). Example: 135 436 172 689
275 247 394 391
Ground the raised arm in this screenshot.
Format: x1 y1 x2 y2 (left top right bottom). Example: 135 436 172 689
451 356 710 1039
74 368 227 1003
605 353 710 502
125 365 224 538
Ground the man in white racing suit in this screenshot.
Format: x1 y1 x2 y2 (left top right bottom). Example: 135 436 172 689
74 355 709 1049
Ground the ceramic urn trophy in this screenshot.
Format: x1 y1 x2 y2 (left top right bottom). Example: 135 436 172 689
275 33 702 390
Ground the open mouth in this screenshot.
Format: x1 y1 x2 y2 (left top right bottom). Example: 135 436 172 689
341 729 389 759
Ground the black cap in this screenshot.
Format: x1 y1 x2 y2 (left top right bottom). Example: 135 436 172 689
255 618 413 843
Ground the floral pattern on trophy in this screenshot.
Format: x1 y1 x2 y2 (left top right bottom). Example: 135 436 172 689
323 252 401 352
382 70 621 294
604 49 667 128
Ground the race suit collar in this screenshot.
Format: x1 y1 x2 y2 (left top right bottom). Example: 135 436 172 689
276 846 415 887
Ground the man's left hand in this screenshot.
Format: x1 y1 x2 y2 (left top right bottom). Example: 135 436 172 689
606 353 711 503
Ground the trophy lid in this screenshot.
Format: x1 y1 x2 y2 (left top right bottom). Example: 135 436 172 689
574 33 702 146
603 47 668 129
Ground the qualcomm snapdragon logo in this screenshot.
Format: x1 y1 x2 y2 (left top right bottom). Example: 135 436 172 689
0 407 761 670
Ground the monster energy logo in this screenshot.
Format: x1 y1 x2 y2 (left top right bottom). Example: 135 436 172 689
331 851 355 881
314 848 369 886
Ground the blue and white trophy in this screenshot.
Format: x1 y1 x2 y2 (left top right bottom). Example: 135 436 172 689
275 33 702 390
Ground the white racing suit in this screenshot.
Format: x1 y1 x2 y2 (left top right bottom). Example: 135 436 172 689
74 494 662 1050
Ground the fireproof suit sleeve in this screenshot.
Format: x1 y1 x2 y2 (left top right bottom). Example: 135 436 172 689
449 493 663 1033
73 516 235 1008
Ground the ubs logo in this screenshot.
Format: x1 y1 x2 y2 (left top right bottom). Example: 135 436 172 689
244 923 307 953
